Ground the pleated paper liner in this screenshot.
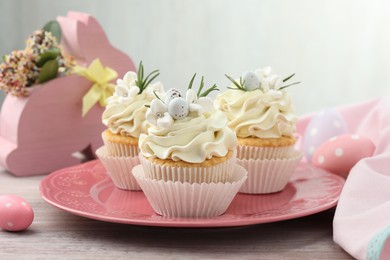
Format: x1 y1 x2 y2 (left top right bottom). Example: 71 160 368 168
237 144 295 160
237 150 303 194
132 164 248 218
139 150 237 184
96 146 141 190
102 132 139 157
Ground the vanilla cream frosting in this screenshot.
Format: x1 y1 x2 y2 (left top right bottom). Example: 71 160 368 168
214 89 297 138
102 75 164 138
139 110 237 163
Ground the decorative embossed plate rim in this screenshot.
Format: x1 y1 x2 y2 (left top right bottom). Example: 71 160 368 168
40 160 344 228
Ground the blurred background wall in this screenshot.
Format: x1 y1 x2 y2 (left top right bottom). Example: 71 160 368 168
1 0 389 115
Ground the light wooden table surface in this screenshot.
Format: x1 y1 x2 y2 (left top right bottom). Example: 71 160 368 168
0 168 352 260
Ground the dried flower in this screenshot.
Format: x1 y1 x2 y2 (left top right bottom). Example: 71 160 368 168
0 50 39 96
0 29 74 97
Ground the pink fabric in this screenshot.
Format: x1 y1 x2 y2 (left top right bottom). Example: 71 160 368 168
297 97 390 259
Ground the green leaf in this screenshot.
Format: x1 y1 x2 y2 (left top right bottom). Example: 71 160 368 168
143 71 160 90
2 55 6 62
188 73 196 90
153 90 164 103
188 75 219 97
38 59 59 84
225 74 245 91
135 61 160 94
279 81 301 90
36 48 60 67
200 84 219 97
42 20 62 43
283 73 295 82
197 76 205 97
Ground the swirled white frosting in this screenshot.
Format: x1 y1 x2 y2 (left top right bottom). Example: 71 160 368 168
102 71 164 138
214 89 297 138
139 110 237 163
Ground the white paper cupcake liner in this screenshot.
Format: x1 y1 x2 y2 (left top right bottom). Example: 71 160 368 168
139 150 237 184
237 150 303 194
102 132 139 157
237 144 295 160
96 146 141 191
132 164 248 218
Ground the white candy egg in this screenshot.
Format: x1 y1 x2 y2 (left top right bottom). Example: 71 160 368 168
165 88 183 104
168 97 189 120
303 108 348 162
0 194 34 231
242 71 260 91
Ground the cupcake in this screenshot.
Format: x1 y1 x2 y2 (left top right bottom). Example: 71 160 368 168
215 67 302 194
133 75 247 217
101 61 163 157
96 61 164 190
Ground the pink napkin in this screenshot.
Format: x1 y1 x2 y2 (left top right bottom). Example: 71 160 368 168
297 97 390 260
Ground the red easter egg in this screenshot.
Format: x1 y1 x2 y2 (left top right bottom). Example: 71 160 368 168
312 134 375 178
0 195 34 231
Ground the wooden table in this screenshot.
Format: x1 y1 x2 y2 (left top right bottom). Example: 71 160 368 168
0 168 352 259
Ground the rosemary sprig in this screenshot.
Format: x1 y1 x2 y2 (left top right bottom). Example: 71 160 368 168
280 73 300 90
135 61 160 94
197 76 205 97
188 74 219 97
188 73 196 90
200 84 218 97
279 81 301 90
226 70 300 92
225 74 246 91
153 90 164 102
283 73 295 82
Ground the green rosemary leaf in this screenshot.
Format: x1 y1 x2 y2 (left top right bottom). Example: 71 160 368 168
135 61 160 94
143 69 159 87
145 105 150 108
153 90 164 102
225 74 243 90
240 77 245 88
187 75 219 97
200 84 219 97
136 61 142 90
139 61 144 82
144 72 160 90
188 73 197 90
279 81 301 90
283 73 295 82
197 76 205 97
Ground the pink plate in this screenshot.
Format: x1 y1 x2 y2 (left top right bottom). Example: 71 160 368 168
40 160 345 228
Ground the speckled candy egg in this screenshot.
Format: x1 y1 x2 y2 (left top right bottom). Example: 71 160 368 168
165 88 182 104
303 108 348 162
0 195 34 231
312 134 375 178
168 97 189 120
242 71 260 91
